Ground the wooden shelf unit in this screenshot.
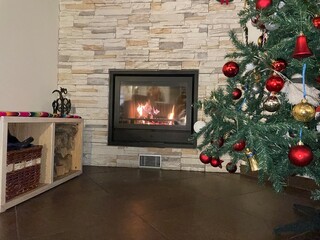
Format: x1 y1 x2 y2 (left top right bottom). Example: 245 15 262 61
0 117 83 212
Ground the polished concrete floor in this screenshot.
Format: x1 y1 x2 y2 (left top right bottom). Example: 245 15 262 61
1 166 320 240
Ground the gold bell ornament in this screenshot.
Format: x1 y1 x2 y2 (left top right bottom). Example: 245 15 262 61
245 148 259 171
292 98 315 122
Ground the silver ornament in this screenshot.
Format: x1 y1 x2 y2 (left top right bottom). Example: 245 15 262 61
252 83 261 94
263 95 280 112
265 22 279 31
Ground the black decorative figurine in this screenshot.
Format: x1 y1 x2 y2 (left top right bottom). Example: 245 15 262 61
52 87 71 115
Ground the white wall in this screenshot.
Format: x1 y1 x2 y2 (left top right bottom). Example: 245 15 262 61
246 19 262 44
0 0 58 112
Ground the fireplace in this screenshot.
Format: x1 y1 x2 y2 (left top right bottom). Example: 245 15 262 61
108 69 198 148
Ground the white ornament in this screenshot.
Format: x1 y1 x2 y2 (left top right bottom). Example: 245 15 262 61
291 73 302 80
265 12 279 31
193 120 206 133
278 1 285 9
242 63 256 76
265 22 279 31
245 63 255 72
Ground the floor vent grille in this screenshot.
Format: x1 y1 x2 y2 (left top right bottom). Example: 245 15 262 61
139 154 161 168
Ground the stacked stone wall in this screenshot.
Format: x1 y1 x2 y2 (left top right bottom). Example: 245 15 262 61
58 0 243 171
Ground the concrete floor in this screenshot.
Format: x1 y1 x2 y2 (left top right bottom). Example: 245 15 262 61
1 166 320 240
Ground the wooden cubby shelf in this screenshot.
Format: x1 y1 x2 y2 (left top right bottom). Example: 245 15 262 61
0 117 83 212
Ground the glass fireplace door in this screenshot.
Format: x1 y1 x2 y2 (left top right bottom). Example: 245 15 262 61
119 83 187 126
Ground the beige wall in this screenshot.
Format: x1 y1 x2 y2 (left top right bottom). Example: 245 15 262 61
0 0 59 112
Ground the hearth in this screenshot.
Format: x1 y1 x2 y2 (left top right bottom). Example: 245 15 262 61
108 70 198 148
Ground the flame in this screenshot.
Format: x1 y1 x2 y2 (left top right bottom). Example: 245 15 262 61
168 105 175 120
168 105 175 125
137 104 143 117
136 102 175 125
136 101 160 118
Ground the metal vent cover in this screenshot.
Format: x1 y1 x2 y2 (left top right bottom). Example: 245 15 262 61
139 154 161 168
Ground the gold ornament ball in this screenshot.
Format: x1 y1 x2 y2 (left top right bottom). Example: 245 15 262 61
292 99 316 122
257 35 263 47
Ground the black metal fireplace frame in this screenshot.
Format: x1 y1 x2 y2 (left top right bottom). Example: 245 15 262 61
108 69 198 148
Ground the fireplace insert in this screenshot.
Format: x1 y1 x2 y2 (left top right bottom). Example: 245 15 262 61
108 69 198 148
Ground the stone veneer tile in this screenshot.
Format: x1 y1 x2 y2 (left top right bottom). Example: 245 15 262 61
83 44 104 50
59 55 70 62
150 13 184 23
168 61 182 66
181 61 200 68
79 11 95 16
150 28 172 34
159 42 183 50
95 7 132 16
83 0 105 3
64 3 95 10
58 64 72 69
87 78 107 85
150 2 161 11
128 14 150 24
126 39 149 47
91 28 116 34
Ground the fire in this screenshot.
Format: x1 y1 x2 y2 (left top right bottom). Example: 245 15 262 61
167 105 175 125
137 104 144 117
136 101 160 119
136 102 175 125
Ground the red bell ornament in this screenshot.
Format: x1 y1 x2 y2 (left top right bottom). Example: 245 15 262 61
272 59 287 72
232 88 242 100
222 61 239 78
288 141 313 167
199 152 212 164
312 15 320 29
293 33 313 59
265 75 285 92
256 0 272 10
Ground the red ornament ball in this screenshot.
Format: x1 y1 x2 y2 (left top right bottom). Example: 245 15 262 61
316 76 320 84
312 16 320 29
265 75 285 92
226 162 237 173
288 144 313 167
272 59 287 72
199 152 212 164
210 157 224 168
222 61 239 78
233 140 246 152
256 0 272 10
232 88 242 100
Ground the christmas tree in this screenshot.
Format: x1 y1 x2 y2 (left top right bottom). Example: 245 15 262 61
195 0 320 199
